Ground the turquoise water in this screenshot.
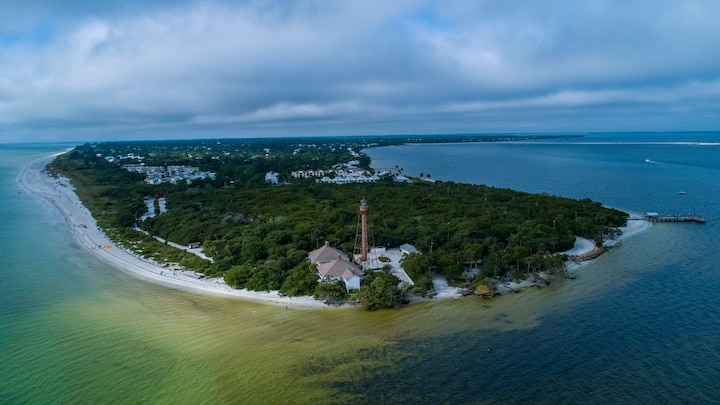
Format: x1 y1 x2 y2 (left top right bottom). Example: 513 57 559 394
2 134 720 404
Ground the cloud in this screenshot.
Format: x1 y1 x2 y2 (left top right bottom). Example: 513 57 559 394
1 0 720 142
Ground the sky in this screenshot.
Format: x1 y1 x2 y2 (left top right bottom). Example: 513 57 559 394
1 0 720 142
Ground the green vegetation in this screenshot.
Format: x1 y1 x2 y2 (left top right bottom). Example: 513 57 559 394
357 269 409 310
313 278 348 304
48 136 627 307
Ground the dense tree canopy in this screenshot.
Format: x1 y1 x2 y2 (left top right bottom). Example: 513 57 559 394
49 137 627 300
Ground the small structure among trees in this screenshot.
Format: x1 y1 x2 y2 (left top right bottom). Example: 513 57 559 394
316 259 363 291
308 241 362 292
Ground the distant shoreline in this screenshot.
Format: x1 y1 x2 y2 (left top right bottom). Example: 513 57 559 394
19 152 650 308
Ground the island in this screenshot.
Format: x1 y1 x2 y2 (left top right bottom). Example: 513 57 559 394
28 135 646 309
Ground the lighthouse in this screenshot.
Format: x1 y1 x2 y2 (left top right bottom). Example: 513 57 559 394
357 197 370 262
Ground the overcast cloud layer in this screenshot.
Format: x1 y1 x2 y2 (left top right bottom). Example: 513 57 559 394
1 0 719 142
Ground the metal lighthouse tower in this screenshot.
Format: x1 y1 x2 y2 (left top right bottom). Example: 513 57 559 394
355 197 370 263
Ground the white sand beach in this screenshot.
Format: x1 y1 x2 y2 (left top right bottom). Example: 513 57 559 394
563 216 650 271
19 153 328 309
19 153 650 307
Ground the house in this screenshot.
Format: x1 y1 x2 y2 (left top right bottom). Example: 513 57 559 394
308 241 349 264
316 259 363 291
291 169 327 179
400 243 419 255
308 241 360 291
265 171 280 184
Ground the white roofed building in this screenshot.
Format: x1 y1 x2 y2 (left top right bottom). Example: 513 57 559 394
265 171 280 184
400 243 419 255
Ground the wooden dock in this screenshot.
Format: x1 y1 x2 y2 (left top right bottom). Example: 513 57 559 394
645 212 706 223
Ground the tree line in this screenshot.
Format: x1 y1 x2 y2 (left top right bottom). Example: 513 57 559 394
49 139 627 307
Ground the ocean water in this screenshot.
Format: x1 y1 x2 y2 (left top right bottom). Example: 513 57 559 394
2 133 720 404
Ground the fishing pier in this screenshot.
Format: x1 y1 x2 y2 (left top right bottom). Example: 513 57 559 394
645 212 706 223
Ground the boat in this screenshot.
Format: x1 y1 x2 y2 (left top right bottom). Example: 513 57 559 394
678 191 686 195
645 158 651 163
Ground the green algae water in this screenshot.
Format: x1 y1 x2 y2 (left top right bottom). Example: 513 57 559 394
3 135 720 404
1 145 542 404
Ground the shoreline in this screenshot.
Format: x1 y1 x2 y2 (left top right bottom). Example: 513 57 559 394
19 153 330 309
491 218 650 295
19 152 651 308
